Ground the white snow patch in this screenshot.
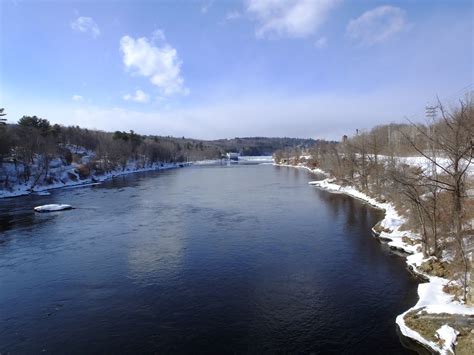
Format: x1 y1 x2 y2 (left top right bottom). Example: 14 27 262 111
275 163 329 176
34 204 73 212
436 324 459 355
375 155 474 177
239 156 273 162
192 159 222 165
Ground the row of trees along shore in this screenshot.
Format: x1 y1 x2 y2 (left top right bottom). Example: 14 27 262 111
0 115 221 178
0 111 315 187
274 97 473 303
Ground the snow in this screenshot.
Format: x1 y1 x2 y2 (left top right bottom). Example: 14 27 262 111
239 156 273 162
276 163 329 176
307 177 420 254
396 320 460 355
403 271 474 315
192 159 222 165
436 325 459 355
34 204 73 212
314 174 473 350
278 162 474 354
396 317 444 354
375 155 474 176
192 156 274 165
0 160 188 199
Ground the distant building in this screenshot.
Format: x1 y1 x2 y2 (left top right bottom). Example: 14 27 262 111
226 152 239 161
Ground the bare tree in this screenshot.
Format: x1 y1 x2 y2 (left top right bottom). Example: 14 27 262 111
401 97 473 301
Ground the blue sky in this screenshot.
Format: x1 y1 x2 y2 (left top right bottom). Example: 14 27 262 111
1 0 473 139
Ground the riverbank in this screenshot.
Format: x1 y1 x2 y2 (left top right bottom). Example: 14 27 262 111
0 155 274 199
0 162 190 199
276 163 473 355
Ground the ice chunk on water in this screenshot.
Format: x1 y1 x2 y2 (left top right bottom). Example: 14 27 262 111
34 204 73 212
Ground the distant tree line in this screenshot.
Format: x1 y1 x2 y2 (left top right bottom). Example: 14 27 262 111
210 137 317 156
0 111 314 190
0 115 222 175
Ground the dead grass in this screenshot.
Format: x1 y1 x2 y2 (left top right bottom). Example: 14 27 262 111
404 309 474 354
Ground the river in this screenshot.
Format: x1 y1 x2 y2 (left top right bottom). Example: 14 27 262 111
0 163 421 353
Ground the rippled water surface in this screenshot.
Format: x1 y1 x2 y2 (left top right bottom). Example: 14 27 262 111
0 164 419 353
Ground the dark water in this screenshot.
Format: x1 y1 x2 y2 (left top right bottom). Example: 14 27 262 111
0 164 420 354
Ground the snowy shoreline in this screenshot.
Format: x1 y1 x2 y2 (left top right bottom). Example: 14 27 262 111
277 163 473 355
0 156 274 199
0 162 190 199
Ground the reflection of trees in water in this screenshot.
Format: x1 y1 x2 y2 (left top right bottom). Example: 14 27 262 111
315 188 396 267
0 199 55 235
0 213 15 233
315 188 381 231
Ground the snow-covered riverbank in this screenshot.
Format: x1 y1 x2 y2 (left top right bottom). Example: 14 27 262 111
0 162 189 199
0 156 274 199
277 163 473 355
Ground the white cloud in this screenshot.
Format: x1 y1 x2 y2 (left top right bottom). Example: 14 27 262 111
123 90 150 103
346 6 409 46
120 30 188 96
315 36 327 49
70 16 100 38
246 0 339 38
72 95 83 102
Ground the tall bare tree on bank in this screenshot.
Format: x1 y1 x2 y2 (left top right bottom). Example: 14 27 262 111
391 163 443 258
402 97 473 301
350 130 370 191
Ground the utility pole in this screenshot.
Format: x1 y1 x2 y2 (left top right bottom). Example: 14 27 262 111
425 104 437 162
425 104 439 255
425 105 437 120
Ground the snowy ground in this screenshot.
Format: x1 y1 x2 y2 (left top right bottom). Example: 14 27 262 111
277 163 329 177
278 162 473 354
376 155 474 176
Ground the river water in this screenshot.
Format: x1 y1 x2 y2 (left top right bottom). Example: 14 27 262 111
0 163 420 353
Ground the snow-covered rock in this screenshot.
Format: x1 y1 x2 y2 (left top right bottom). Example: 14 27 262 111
34 204 73 212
